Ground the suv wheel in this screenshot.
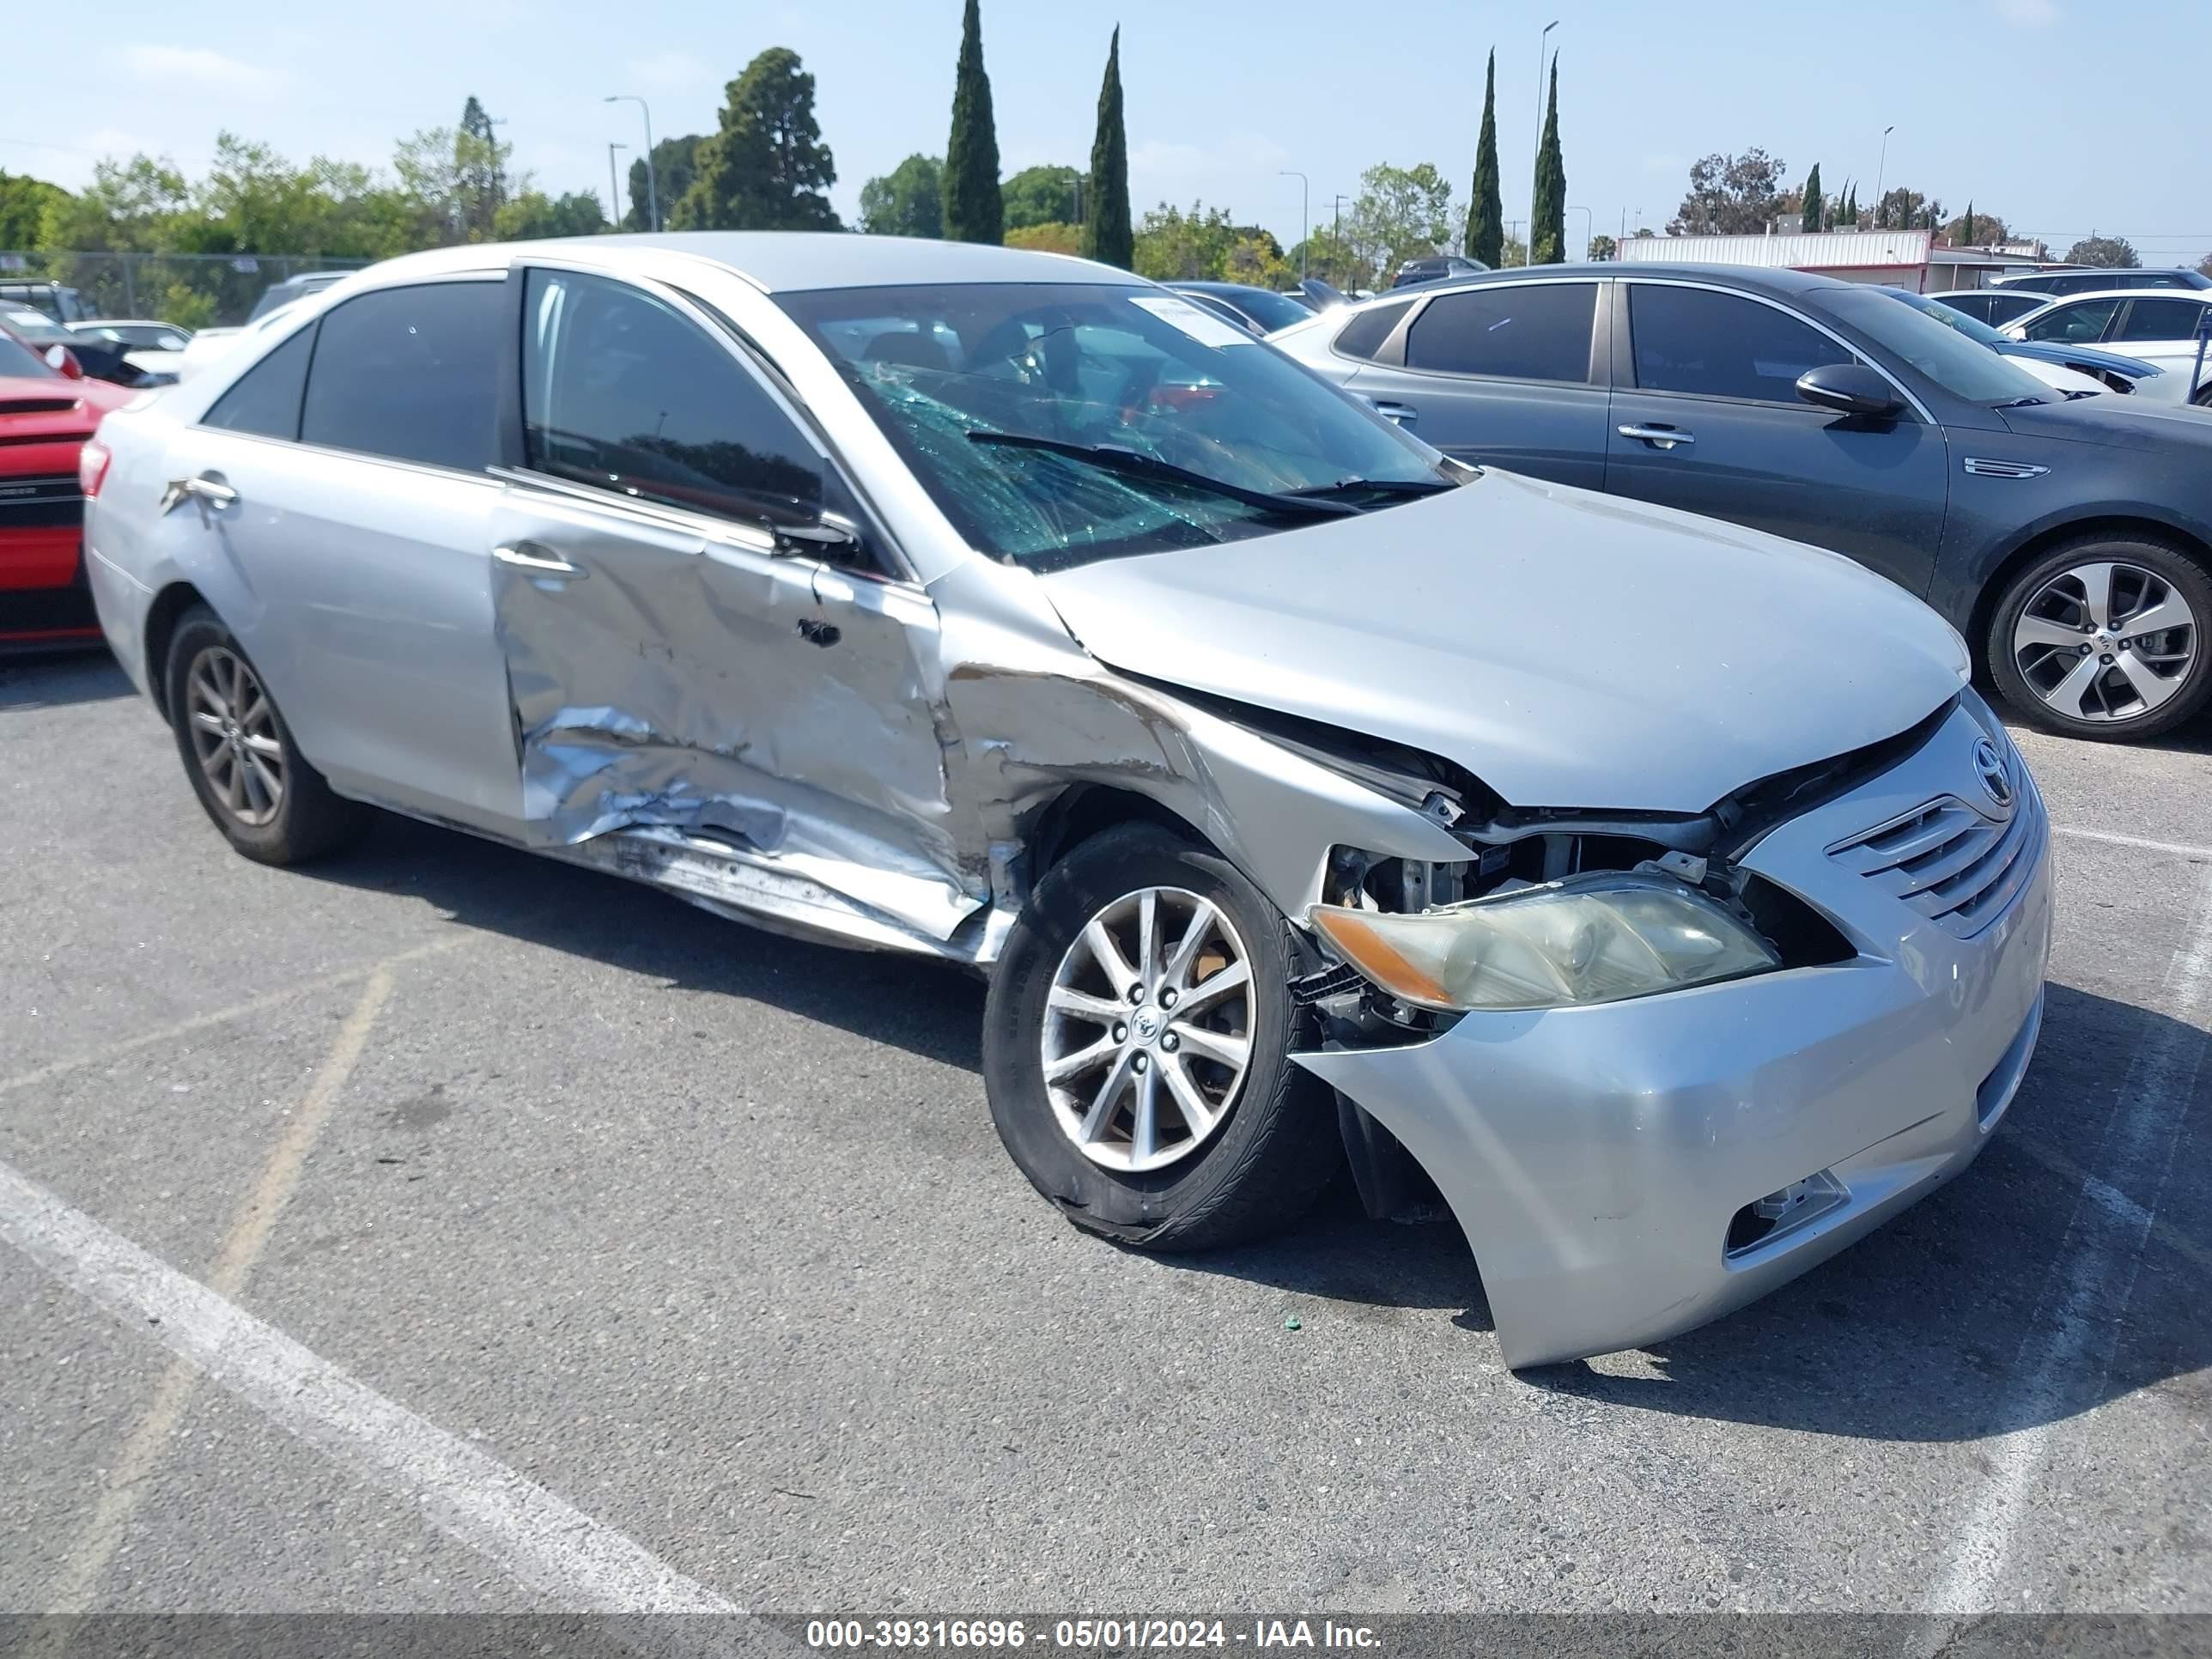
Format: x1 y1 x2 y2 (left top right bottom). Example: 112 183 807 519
982 823 1341 1251
165 606 370 864
1986 534 2211 740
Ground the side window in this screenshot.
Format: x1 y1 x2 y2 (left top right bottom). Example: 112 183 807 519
201 325 314 439
1628 285 1850 402
2021 299 2118 344
1404 284 1596 382
1331 299 1413 362
2116 299 2204 343
298 282 501 470
522 269 823 528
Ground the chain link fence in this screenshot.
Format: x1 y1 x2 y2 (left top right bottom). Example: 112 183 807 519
0 251 374 327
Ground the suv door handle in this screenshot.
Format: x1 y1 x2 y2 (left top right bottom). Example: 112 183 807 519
1617 423 1694 450
159 473 238 514
492 542 586 580
1371 401 1419 426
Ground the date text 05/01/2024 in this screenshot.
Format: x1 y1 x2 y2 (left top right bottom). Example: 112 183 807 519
803 1619 1383 1650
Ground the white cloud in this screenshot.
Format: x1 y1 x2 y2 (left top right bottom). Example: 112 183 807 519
122 45 286 99
1992 0 2059 23
623 51 711 94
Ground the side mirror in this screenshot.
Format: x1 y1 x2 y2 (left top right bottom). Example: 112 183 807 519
44 343 85 380
771 509 864 561
1796 362 1901 418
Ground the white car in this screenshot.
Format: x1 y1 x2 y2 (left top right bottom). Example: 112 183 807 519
66 319 193 384
2004 289 2212 407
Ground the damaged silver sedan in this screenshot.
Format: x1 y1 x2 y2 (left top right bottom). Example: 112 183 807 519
81 234 2051 1367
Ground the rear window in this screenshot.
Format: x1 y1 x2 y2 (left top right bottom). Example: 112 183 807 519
203 326 315 439
1404 283 1595 382
1331 300 1413 362
299 282 503 471
2116 298 2206 343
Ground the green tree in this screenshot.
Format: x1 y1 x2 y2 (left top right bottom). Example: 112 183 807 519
1587 233 1617 261
1083 27 1132 268
1466 51 1502 267
1800 164 1822 234
1873 186 1940 232
672 48 840 231
1132 202 1290 285
943 0 1002 244
395 123 516 243
1006 222 1082 255
626 136 703 231
2064 234 2140 268
1529 57 1565 263
494 191 606 240
457 96 507 237
1344 161 1454 286
0 171 68 248
860 154 944 237
1669 148 1787 235
1005 164 1081 231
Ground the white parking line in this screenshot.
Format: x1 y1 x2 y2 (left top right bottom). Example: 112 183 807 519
2053 824 2212 861
32 969 397 1626
1926 865 2212 1617
0 1155 740 1615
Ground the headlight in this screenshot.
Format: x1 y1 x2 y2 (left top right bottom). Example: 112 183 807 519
1309 872 1780 1012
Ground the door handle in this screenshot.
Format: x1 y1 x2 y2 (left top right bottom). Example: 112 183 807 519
1371 401 1419 426
492 542 586 580
159 473 238 514
1617 423 1695 450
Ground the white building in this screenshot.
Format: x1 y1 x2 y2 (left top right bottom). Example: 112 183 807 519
1616 230 2046 293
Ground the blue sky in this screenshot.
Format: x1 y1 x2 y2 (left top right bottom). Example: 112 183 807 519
6 0 2207 266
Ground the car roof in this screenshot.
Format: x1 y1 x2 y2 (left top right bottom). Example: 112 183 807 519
1167 280 1283 300
2011 287 2212 310
1332 262 1851 310
357 232 1146 295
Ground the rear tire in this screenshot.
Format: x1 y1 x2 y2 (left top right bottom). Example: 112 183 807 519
165 606 370 865
1984 534 2211 741
982 823 1342 1252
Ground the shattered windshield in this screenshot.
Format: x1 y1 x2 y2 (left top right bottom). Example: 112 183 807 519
776 282 1455 569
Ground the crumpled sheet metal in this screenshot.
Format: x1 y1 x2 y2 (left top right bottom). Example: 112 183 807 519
495 519 981 944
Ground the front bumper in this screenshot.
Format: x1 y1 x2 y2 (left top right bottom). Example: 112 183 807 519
1295 703 2053 1369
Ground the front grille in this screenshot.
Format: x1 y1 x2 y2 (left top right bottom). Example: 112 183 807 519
0 475 84 529
1826 752 2041 939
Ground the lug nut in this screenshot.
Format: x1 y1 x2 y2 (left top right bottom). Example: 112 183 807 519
2100 653 2114 665
1128 984 1146 1004
1161 1032 1179 1052
1133 1054 1148 1073
1160 988 1178 1008
2078 644 2092 655
1113 1023 1128 1042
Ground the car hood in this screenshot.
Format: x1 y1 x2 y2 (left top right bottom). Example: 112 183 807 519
1035 471 1969 813
0 373 125 435
2001 340 2160 379
1997 394 2212 447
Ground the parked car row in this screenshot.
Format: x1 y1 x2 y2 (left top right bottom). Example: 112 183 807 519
0 325 133 647
65 233 2067 1373
2003 289 2212 406
1267 263 2211 740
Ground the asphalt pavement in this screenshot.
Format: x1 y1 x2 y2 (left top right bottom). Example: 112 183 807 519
1 651 2206 1625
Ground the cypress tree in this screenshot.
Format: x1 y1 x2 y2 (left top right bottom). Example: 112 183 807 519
1529 55 1565 263
1961 200 1976 245
1466 51 1502 267
1801 164 1822 234
943 0 1002 244
1082 27 1133 268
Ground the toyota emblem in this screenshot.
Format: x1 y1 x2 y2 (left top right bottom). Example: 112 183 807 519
1972 738 2014 813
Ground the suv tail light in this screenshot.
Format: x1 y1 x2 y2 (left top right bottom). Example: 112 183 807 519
78 437 112 499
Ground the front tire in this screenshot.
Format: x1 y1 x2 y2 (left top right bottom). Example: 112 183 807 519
1985 534 2211 740
981 823 1341 1251
165 606 370 864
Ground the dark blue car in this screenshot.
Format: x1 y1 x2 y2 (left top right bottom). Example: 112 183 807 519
1273 264 2212 741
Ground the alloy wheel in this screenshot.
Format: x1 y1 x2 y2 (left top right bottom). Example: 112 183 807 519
185 646 286 827
2010 560 2198 725
1040 885 1255 1174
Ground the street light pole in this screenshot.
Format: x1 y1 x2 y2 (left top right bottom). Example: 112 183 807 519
1569 204 1591 260
606 143 628 230
605 95 658 230
1279 170 1310 278
1530 18 1558 265
1875 124 1895 228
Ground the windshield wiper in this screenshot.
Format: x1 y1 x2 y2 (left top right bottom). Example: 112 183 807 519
966 432 1358 519
1287 476 1462 504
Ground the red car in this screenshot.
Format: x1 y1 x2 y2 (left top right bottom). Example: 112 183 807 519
1 321 134 649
